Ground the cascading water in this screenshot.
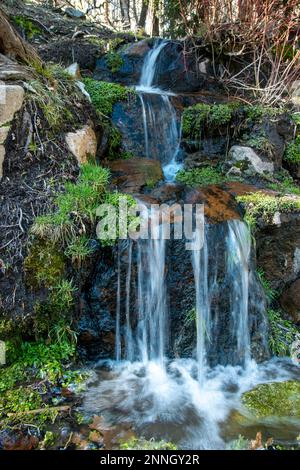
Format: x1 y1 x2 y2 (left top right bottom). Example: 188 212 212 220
82 42 300 450
136 40 182 181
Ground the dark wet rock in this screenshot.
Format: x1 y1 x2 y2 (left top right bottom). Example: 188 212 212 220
40 39 103 70
106 158 163 194
152 41 208 93
280 278 300 324
256 213 300 290
94 39 151 85
150 183 184 203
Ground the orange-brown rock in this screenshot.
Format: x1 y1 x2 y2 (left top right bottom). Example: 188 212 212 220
184 185 242 223
106 158 163 194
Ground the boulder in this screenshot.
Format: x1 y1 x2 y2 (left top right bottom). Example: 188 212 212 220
0 63 33 81
280 278 300 323
64 7 86 19
227 145 274 176
65 125 97 164
0 84 24 126
106 158 163 193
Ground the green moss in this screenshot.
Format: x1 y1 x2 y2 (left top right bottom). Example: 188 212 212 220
120 437 177 450
13 15 41 39
83 79 135 117
106 51 124 73
176 167 226 187
24 241 65 289
267 309 299 356
284 136 300 164
242 381 300 418
243 105 280 122
182 103 235 139
237 192 300 227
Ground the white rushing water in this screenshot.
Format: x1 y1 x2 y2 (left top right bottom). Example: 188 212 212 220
136 40 182 181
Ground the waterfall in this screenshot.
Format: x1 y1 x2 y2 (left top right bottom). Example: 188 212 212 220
226 220 251 366
136 40 182 181
191 228 209 385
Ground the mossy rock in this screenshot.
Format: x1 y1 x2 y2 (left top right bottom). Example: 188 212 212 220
242 381 300 418
24 241 66 289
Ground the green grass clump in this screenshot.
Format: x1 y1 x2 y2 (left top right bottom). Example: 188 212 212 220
64 236 95 266
237 192 300 228
176 167 226 187
257 269 276 303
31 163 110 246
83 79 134 117
267 309 299 356
182 103 235 139
120 437 177 450
242 381 300 418
284 136 300 164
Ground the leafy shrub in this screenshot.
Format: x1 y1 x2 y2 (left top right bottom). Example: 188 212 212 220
106 51 124 73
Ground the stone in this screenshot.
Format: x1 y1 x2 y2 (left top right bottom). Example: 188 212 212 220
0 64 33 81
0 126 9 144
0 84 24 126
65 125 97 164
106 158 163 193
228 145 274 176
123 40 150 58
184 185 242 223
64 7 86 19
280 278 300 323
0 145 5 178
291 80 300 108
65 62 81 79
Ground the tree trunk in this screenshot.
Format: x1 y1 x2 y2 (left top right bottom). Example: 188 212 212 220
120 0 130 29
138 0 148 29
0 8 41 65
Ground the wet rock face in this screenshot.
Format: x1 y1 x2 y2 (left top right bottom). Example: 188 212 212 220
78 220 269 364
280 278 300 324
256 214 300 290
152 41 207 93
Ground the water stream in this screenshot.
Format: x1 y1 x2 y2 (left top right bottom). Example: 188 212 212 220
82 41 300 449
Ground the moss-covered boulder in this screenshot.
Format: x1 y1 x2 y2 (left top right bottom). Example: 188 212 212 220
106 158 163 193
242 381 300 418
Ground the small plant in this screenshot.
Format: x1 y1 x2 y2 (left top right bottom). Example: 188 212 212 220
266 171 300 196
284 136 300 164
257 269 276 302
243 105 280 122
64 236 95 266
106 51 124 73
107 126 122 160
13 15 41 39
227 435 249 450
237 192 300 228
267 309 299 356
176 167 226 187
